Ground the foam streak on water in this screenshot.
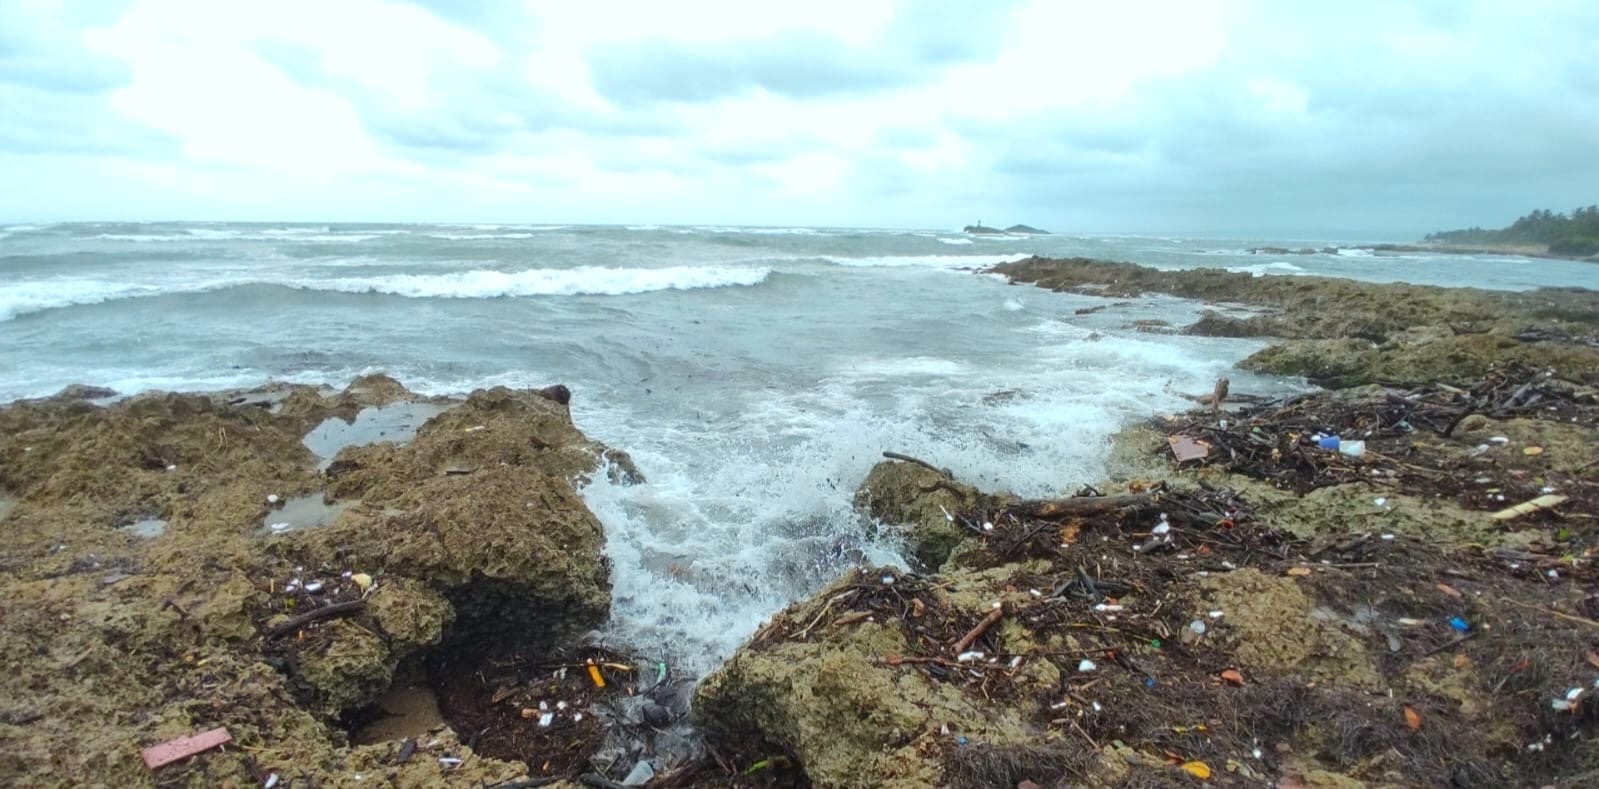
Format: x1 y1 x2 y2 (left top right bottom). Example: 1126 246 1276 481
3 222 1593 673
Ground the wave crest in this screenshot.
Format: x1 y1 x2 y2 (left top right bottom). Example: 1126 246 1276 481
304 265 771 298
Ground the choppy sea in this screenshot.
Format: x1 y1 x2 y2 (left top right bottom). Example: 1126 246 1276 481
4 221 1595 671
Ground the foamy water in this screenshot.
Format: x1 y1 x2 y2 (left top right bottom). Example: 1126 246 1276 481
3 221 1594 672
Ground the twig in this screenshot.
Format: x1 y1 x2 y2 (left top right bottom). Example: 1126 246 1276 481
265 600 368 640
952 606 1005 654
1422 631 1478 657
491 778 570 789
1066 717 1100 750
1502 599 1599 630
883 451 952 478
1074 566 1103 603
577 774 628 789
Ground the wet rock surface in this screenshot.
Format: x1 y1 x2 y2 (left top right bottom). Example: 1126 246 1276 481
700 363 1599 787
993 256 1599 389
853 458 1005 571
0 376 636 786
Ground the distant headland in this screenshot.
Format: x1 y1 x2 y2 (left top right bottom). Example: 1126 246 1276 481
1424 205 1599 260
962 222 1050 235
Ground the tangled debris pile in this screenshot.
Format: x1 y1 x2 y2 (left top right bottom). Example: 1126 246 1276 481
1160 363 1597 539
699 371 1599 787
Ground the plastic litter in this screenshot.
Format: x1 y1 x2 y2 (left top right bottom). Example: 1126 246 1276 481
1337 440 1366 457
1449 616 1470 632
586 660 606 688
1168 434 1211 462
621 760 656 786
141 727 232 770
1077 659 1097 672
1316 435 1340 451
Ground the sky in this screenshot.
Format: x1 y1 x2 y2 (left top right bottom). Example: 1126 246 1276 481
2 0 1597 236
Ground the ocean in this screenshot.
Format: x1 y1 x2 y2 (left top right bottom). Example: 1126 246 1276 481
3 221 1596 673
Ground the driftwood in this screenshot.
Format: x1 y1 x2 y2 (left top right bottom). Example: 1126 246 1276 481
882 451 952 478
952 606 1005 654
1004 494 1153 520
265 600 368 640
1490 494 1569 521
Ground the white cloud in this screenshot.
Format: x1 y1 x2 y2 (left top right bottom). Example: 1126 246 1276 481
0 0 1595 234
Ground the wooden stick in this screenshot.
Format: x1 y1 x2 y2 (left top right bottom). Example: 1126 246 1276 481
1422 631 1478 657
882 451 952 478
1005 494 1152 520
1502 599 1599 630
1490 494 1569 521
952 606 1005 654
265 600 368 640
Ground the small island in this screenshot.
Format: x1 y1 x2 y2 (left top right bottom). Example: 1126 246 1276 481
961 221 1051 235
1426 205 1599 259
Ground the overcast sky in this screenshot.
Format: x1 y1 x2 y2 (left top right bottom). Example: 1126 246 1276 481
2 0 1596 236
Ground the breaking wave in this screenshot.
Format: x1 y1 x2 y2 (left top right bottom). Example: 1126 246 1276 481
0 265 772 321
301 265 772 298
1223 261 1311 277
821 253 1030 269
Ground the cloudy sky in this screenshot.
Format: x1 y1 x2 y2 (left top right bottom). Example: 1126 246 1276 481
3 0 1596 235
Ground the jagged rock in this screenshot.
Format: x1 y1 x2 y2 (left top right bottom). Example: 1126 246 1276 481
1003 224 1050 234
50 384 118 401
0 375 626 785
694 565 1066 789
853 460 1004 571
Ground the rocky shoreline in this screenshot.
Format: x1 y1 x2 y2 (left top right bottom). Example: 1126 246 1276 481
1245 243 1598 263
3 258 1597 787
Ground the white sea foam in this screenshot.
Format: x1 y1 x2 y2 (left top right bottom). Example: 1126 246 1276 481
937 237 974 245
0 278 233 321
423 231 538 240
1224 261 1311 277
300 265 772 298
574 320 1241 671
0 265 771 320
822 253 1029 269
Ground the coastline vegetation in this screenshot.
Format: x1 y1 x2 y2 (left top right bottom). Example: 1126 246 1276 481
1427 205 1599 257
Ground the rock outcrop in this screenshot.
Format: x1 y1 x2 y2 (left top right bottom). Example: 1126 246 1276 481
993 256 1599 388
700 373 1599 787
0 376 629 786
852 459 1005 571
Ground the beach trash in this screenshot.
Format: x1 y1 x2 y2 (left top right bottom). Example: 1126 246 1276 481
1449 616 1470 633
1338 440 1366 457
622 760 656 786
1316 435 1340 451
1168 435 1211 462
141 727 232 770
